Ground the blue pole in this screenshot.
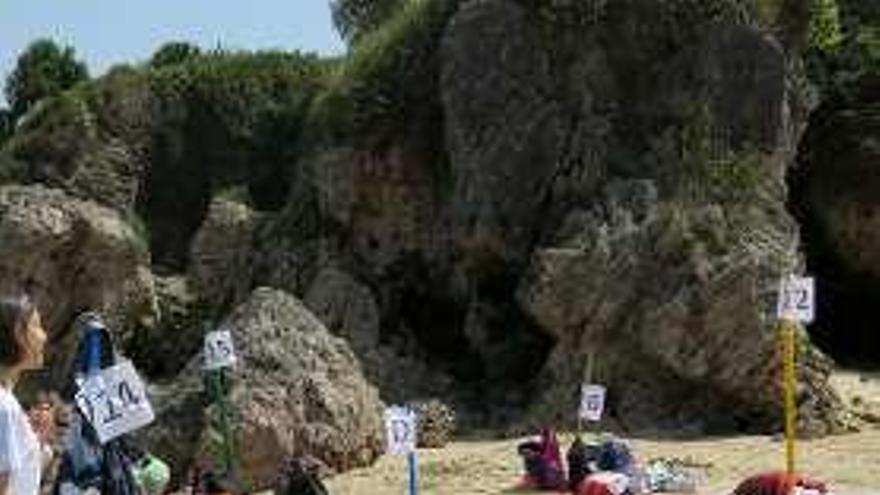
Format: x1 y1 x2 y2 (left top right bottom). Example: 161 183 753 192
408 451 418 495
83 319 104 375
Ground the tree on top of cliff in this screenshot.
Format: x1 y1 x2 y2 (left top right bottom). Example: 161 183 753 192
330 0 405 44
149 41 203 68
4 39 89 124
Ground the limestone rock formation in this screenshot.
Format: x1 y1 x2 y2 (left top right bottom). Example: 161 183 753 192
189 196 258 310
442 0 843 433
145 288 385 490
0 184 156 386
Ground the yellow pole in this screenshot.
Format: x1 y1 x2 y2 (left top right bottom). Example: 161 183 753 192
782 319 797 475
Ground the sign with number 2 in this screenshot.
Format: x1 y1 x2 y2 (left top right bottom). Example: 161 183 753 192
777 276 815 323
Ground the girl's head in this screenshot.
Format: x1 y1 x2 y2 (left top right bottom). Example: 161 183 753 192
0 296 47 373
28 390 63 444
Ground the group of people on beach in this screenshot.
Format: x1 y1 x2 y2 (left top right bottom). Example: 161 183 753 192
514 428 830 495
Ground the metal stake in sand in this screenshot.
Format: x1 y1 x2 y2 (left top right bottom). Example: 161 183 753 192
408 451 419 495
203 327 239 473
776 275 815 475
781 319 798 475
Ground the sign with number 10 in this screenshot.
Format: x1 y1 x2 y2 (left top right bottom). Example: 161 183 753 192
75 360 155 444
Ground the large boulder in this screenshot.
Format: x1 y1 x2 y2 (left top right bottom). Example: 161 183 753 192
443 0 844 433
189 196 258 310
518 182 843 434
145 288 385 490
0 184 156 386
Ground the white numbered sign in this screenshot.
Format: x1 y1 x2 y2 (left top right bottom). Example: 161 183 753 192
579 384 607 422
203 330 237 370
75 360 155 444
385 406 417 456
777 276 815 323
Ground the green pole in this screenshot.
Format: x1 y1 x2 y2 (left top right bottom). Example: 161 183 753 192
207 367 236 474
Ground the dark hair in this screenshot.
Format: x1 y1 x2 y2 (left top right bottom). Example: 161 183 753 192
0 296 36 367
203 471 245 494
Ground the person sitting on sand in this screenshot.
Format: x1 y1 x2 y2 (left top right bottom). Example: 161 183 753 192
573 437 641 495
516 428 566 490
732 471 827 495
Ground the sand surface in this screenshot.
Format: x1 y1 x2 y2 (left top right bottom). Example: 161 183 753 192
326 370 880 495
326 429 880 494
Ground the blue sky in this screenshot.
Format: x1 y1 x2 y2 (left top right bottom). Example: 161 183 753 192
0 1 345 105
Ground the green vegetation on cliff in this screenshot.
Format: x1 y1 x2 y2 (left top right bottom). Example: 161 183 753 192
331 0 405 43
807 0 878 96
310 0 461 147
4 39 89 124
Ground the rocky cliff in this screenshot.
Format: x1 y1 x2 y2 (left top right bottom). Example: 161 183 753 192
0 0 863 485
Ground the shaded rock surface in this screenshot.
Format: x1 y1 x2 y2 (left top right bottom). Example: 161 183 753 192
127 274 206 379
189 196 258 311
304 267 454 404
790 75 880 366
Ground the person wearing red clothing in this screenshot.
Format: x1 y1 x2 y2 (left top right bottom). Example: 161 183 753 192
517 429 566 490
732 471 827 495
